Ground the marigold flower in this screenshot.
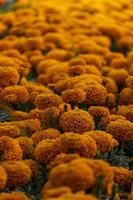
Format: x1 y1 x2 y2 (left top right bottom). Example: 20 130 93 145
85 84 107 106
10 111 29 121
29 108 44 121
30 55 45 69
100 114 126 130
4 119 41 135
0 136 23 161
108 69 128 86
1 86 29 105
49 153 80 169
79 54 103 70
0 40 12 51
31 128 61 144
68 65 85 76
59 132 97 157
102 77 118 93
110 58 128 70
88 106 110 119
118 105 133 122
47 161 95 192
35 93 62 109
68 58 86 66
42 186 71 199
61 89 86 104
37 59 59 75
34 139 63 165
119 88 133 105
23 159 39 178
126 76 133 89
0 125 20 138
17 137 34 158
0 192 30 200
59 109 95 133
41 106 60 128
112 166 130 186
0 67 19 88
0 165 7 190
106 119 133 141
99 24 122 40
46 49 72 61
72 158 114 195
27 37 44 50
37 74 48 85
85 65 101 76
83 131 118 153
1 161 31 187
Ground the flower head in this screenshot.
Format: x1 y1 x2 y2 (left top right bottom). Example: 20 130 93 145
59 109 95 133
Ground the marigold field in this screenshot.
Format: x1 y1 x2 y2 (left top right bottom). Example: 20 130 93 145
0 0 133 199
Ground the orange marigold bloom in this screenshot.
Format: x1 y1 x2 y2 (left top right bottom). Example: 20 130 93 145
68 65 85 76
83 131 118 153
17 137 34 158
0 192 30 200
85 84 107 106
118 105 133 122
126 76 133 89
110 58 128 70
68 58 86 66
108 69 128 86
72 158 114 195
34 139 63 165
119 88 133 105
106 120 133 141
112 166 130 186
59 109 95 133
41 107 60 128
42 186 71 199
35 93 62 109
29 108 44 121
88 106 110 119
10 111 29 121
46 49 72 61
0 165 7 190
37 59 59 75
26 37 44 50
0 136 23 161
85 65 101 76
49 153 80 169
61 88 86 104
0 67 19 88
1 161 31 187
0 125 20 138
58 132 97 157
79 54 104 70
100 114 126 130
47 161 95 192
1 86 29 105
10 119 41 135
23 159 39 178
31 128 61 144
102 77 118 93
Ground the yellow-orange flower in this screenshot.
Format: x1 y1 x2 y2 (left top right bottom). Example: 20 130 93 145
1 161 31 187
83 131 118 153
1 86 29 105
35 93 62 109
31 128 61 144
59 109 95 133
0 165 7 190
